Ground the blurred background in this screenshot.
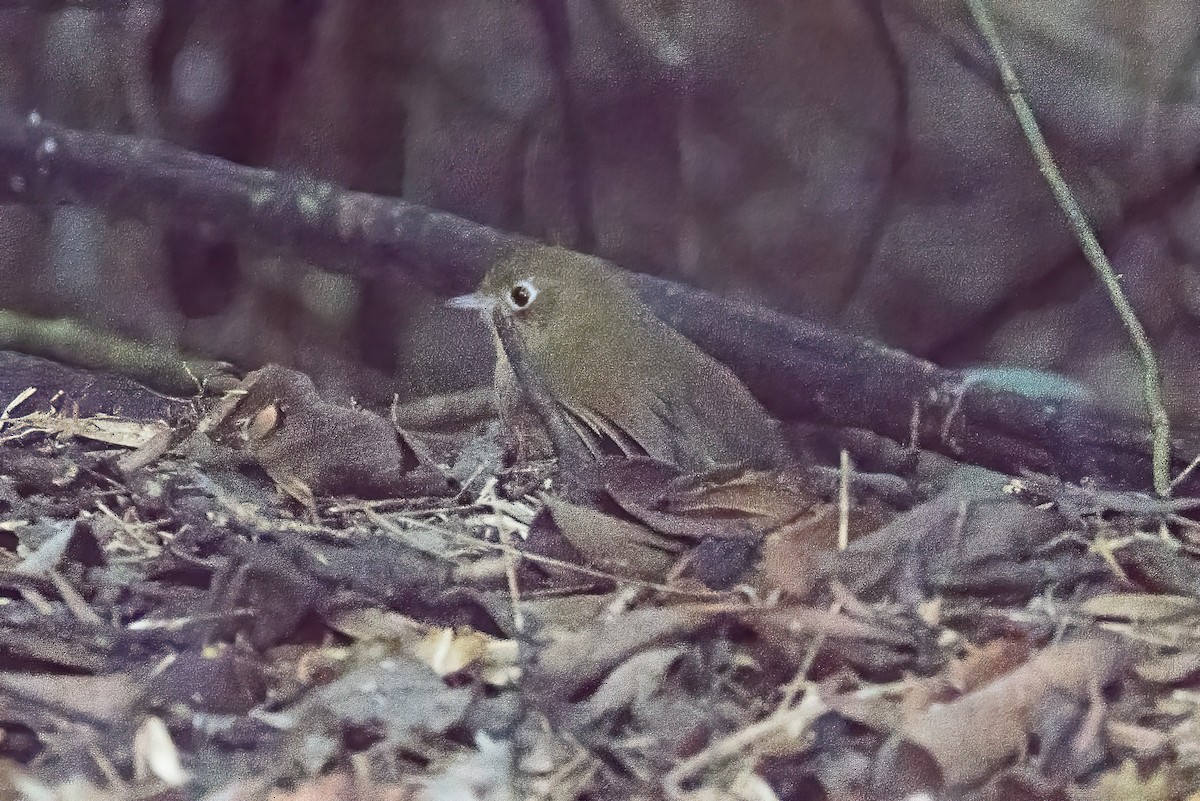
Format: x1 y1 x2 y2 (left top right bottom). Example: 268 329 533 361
0 0 1198 424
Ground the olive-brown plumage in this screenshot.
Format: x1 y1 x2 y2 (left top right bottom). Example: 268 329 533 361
452 245 790 473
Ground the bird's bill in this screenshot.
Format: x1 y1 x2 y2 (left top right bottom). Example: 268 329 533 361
446 292 496 312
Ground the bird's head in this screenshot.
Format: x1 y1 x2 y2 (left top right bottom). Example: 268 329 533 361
448 246 637 348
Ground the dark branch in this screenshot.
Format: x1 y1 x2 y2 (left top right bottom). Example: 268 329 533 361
0 112 1193 492
642 279 1197 492
0 111 518 295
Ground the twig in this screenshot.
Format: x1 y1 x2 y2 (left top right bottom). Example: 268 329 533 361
1171 450 1200 491
663 690 826 800
776 600 844 712
0 386 36 431
47 571 106 627
962 0 1172 497
0 109 514 295
364 508 457 561
837 449 851 550
394 511 730 600
500 530 525 633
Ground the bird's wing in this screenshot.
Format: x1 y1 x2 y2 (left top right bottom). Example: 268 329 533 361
557 402 607 459
561 397 679 463
651 364 789 471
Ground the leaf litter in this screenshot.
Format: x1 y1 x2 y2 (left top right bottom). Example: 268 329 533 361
0 365 1196 800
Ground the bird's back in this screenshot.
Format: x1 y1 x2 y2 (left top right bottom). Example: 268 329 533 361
517 250 791 471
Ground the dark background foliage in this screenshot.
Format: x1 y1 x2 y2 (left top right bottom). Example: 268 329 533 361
1 0 1198 422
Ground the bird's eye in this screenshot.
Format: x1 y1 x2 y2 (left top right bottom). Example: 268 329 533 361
507 280 538 310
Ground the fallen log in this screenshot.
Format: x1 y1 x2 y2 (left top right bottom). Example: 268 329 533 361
0 112 1193 491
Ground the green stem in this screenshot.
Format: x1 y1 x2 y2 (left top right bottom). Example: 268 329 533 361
0 309 229 397
963 0 1172 496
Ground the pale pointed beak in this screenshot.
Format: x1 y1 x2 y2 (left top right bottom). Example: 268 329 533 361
446 292 496 313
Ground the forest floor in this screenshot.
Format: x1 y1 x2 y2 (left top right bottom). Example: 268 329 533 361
0 352 1197 801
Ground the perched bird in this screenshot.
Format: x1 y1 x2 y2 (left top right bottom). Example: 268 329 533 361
449 245 791 473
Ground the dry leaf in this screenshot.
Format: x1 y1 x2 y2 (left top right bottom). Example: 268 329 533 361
1069 759 1175 801
415 627 520 686
603 459 817 541
327 610 519 687
757 504 839 597
267 773 418 801
1081 593 1200 623
1136 650 1200 684
133 716 188 786
902 637 1128 787
1 410 169 448
325 607 426 643
0 673 137 722
296 656 474 761
212 365 414 499
575 646 682 726
531 606 708 701
948 637 1035 695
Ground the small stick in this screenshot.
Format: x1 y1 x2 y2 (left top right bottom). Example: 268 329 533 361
1171 451 1200 491
664 690 826 800
500 530 525 633
838 449 851 551
776 600 844 712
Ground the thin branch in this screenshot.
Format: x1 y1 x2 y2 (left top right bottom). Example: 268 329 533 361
838 450 851 551
962 0 1172 497
0 309 228 396
0 111 518 296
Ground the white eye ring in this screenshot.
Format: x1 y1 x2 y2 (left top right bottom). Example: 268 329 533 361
507 279 538 311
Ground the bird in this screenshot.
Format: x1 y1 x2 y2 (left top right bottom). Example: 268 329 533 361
449 245 791 473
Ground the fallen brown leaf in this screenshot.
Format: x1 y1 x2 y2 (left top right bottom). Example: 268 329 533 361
1068 759 1176 801
211 365 415 499
902 637 1128 788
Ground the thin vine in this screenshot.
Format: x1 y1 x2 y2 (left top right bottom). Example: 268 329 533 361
963 0 1172 497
